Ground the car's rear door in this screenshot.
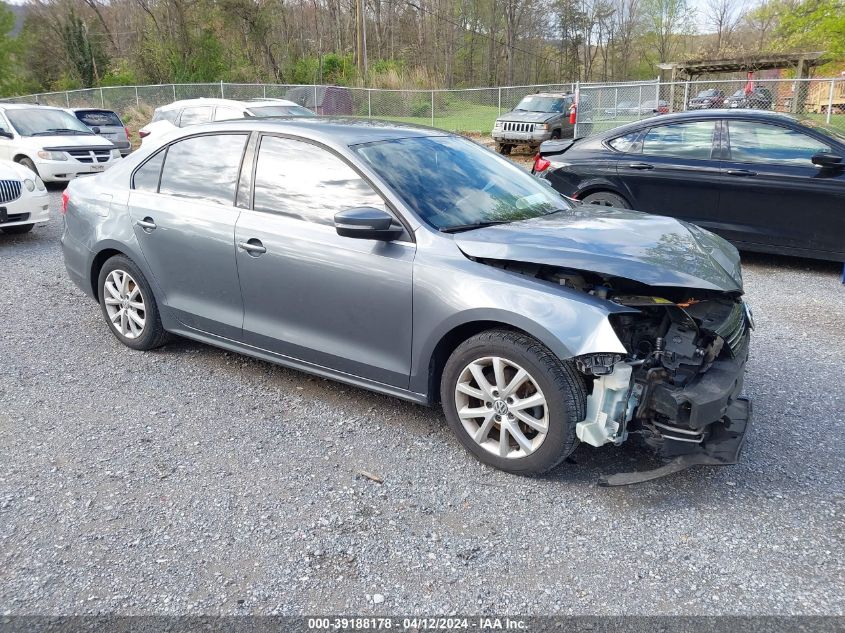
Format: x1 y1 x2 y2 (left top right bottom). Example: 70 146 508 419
617 118 721 225
717 118 845 256
128 132 249 339
233 134 415 388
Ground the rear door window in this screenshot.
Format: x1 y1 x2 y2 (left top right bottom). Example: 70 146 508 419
178 107 213 127
641 120 717 160
132 150 166 192
158 134 248 205
727 120 831 166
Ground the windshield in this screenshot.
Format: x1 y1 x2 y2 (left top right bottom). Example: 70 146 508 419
697 90 718 97
247 105 315 117
355 135 571 231
6 108 93 136
514 96 566 113
800 118 845 144
731 90 745 98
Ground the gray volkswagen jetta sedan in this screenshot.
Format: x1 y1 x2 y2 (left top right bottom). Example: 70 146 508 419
61 118 752 484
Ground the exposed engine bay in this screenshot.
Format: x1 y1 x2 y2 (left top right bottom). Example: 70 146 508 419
483 259 753 484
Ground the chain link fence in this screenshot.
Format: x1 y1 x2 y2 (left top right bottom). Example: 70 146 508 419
0 82 577 134
577 77 845 137
3 78 843 137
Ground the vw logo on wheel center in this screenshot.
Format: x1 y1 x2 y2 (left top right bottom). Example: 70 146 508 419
493 400 509 416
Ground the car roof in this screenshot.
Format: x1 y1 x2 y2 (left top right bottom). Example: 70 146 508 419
0 103 66 111
156 98 298 111
597 109 802 137
67 107 121 113
176 117 448 146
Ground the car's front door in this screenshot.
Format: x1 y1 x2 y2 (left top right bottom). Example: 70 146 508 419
717 119 845 256
234 134 415 388
128 132 249 339
618 119 722 227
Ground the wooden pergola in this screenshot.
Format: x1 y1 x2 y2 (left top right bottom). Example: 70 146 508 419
658 52 827 81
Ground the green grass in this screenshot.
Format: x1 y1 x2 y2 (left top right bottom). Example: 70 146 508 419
373 104 502 133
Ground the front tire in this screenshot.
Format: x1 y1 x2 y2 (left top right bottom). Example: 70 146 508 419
496 143 513 155
440 329 586 475
1 224 34 234
581 191 631 208
98 255 168 351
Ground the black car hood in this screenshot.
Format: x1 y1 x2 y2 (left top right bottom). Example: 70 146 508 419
499 111 559 123
454 207 743 292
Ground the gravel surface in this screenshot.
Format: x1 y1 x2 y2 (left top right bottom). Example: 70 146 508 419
0 188 843 616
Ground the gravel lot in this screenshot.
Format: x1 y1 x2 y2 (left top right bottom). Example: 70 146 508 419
1 187 843 616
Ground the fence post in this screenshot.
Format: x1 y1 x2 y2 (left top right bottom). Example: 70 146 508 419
314 85 319 111
172 84 176 101
574 81 579 137
367 89 372 118
135 86 139 108
655 75 660 106
65 92 70 107
498 87 502 115
431 90 435 127
263 84 267 99
827 79 835 124
683 81 690 111
220 81 225 98
100 87 105 108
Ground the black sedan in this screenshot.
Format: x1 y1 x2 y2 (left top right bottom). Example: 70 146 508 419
534 110 845 262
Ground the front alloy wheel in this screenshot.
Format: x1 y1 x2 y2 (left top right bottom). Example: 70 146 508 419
454 356 549 459
441 329 586 475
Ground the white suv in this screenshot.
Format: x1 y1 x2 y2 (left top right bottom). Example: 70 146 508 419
139 98 314 145
0 104 121 183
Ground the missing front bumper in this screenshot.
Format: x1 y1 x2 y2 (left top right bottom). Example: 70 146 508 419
599 396 752 486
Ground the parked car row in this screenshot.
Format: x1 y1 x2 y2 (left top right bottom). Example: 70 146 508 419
0 97 317 235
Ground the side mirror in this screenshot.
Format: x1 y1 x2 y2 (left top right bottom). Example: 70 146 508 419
0 129 12 139
334 207 403 241
812 152 843 168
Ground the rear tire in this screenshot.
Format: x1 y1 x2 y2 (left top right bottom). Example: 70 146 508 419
1 224 34 234
15 156 39 176
440 328 586 475
581 191 631 209
497 143 513 155
98 255 169 351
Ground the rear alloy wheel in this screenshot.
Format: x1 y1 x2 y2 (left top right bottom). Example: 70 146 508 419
441 329 586 475
580 191 631 208
98 255 168 350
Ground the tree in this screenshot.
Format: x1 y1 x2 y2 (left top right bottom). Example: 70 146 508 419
776 0 845 58
704 0 740 54
640 0 694 64
0 3 21 95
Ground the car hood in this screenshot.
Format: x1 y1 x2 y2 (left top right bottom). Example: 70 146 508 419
35 134 114 148
498 111 558 123
0 160 29 180
453 207 743 293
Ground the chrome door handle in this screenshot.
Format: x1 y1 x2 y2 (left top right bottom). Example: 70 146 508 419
626 162 654 170
136 217 156 230
726 169 756 177
238 240 266 255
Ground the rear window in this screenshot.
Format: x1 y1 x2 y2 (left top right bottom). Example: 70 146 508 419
75 110 122 127
247 105 315 117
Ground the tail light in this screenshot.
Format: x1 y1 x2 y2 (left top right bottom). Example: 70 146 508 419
139 130 150 138
125 126 131 139
61 189 69 215
533 154 551 173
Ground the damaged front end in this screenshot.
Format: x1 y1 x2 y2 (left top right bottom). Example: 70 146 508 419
576 292 753 485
